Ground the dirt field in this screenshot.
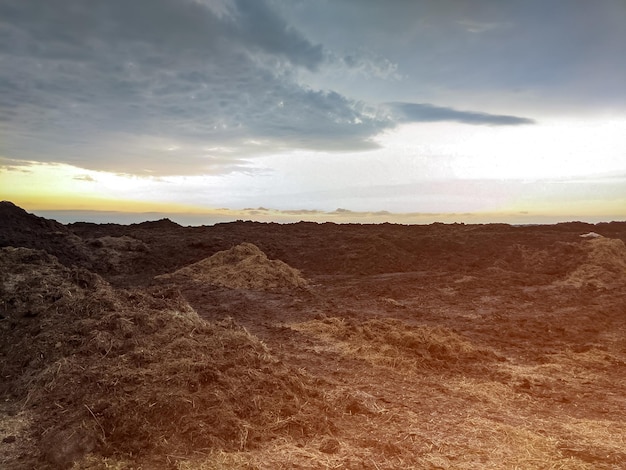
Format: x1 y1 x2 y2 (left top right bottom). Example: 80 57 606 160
1 201 626 469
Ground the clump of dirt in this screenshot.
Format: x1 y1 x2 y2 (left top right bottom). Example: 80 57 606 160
0 247 103 324
157 242 309 290
559 237 626 289
292 316 499 371
0 247 331 468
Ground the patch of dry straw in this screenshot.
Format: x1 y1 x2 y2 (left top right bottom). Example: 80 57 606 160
0 247 330 468
157 242 308 290
559 237 626 289
291 316 499 371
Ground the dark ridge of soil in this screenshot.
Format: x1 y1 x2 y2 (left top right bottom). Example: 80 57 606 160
132 218 181 229
87 218 626 286
2 202 626 469
4 203 626 288
0 201 93 269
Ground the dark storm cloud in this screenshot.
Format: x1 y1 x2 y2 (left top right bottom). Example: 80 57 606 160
232 0 324 70
0 0 544 177
278 0 626 110
0 0 386 174
0 0 383 175
0 0 322 64
389 103 535 126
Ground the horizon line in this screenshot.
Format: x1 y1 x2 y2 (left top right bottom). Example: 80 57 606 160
23 206 626 227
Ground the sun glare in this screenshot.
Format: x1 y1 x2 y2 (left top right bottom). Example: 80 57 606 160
454 118 626 180
0 162 204 213
377 118 626 181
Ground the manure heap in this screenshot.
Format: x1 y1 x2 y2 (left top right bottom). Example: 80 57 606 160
0 247 326 468
157 242 308 290
561 236 626 289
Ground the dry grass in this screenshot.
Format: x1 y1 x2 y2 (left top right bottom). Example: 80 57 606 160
559 237 626 289
156 242 308 290
291 316 498 371
4 242 626 469
0 406 36 470
448 418 592 470
172 419 608 470
0 248 331 468
557 418 626 464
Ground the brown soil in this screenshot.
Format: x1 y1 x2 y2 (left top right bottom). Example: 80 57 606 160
0 247 330 469
2 201 626 469
157 242 308 290
559 237 626 289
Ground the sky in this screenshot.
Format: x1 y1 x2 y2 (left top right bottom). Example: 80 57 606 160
1 0 625 225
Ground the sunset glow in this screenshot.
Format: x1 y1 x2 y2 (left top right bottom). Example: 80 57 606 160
1 0 625 224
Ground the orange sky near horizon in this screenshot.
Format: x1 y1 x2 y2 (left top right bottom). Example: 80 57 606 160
2 2 626 226
2 159 625 226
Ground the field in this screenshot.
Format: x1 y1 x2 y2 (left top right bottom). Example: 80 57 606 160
1 201 626 469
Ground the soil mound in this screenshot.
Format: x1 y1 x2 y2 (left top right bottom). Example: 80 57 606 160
0 247 330 468
497 241 586 278
132 218 181 229
0 201 92 269
158 242 308 290
560 237 626 289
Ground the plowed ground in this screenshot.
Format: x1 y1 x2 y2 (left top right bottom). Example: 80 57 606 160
1 204 626 469
175 267 626 469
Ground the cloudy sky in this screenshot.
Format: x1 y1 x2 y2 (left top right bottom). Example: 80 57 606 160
1 0 625 224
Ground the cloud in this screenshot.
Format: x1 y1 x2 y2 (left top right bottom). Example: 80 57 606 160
0 157 34 173
328 49 402 81
388 102 535 126
0 0 542 180
456 20 512 34
231 0 324 71
0 0 393 176
281 209 326 216
73 175 96 182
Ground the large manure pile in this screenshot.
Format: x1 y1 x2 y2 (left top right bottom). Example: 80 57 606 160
0 247 329 469
0 201 92 269
157 242 308 290
560 237 626 289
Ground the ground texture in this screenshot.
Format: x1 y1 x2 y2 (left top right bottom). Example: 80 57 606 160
1 201 626 469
